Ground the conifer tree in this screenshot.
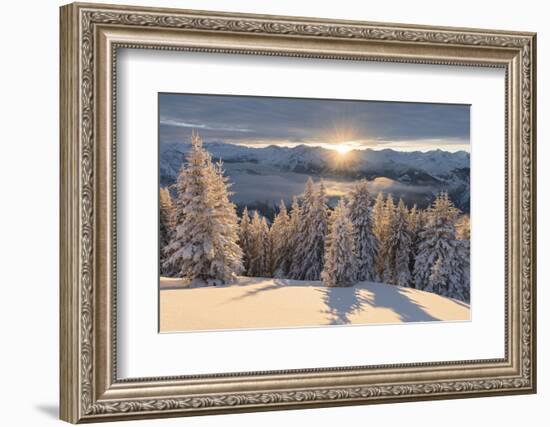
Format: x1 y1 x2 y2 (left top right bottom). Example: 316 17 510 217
270 200 291 277
301 178 316 220
239 207 252 275
372 192 386 244
208 160 244 282
427 256 446 295
407 204 425 286
384 194 396 230
392 199 413 286
159 186 175 275
260 216 272 276
289 179 312 279
454 214 471 302
247 210 265 277
162 162 188 277
378 198 411 285
288 179 315 278
321 200 358 287
455 215 471 240
284 196 301 276
376 193 396 280
413 192 466 300
290 178 329 280
347 180 377 281
454 239 470 302
163 131 243 284
408 204 419 233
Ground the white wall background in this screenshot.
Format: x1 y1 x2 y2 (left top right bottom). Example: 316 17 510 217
0 0 545 426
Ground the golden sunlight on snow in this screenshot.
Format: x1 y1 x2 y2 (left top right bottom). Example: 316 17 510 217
159 277 470 333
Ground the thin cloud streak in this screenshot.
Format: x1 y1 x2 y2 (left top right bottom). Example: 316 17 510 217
159 93 470 152
228 137 470 153
160 118 252 133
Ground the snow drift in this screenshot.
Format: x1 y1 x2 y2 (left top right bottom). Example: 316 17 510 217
160 276 470 332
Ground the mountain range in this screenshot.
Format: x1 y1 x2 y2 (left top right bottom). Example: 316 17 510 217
160 142 470 215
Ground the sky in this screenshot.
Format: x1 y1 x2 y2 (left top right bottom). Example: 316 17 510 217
159 93 470 153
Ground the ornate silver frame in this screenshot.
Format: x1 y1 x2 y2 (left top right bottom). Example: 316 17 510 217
60 2 536 423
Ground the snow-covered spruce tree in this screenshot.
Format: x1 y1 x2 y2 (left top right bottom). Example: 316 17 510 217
454 238 470 302
372 192 386 245
260 216 272 276
270 200 291 277
284 196 301 276
288 177 316 278
247 210 266 277
162 131 242 285
161 162 188 277
239 207 252 275
408 204 419 232
407 204 425 286
391 199 413 287
455 214 471 240
290 178 329 280
302 179 330 280
300 177 316 221
384 194 396 232
159 186 175 276
207 160 244 283
347 180 377 281
454 214 471 302
378 198 410 285
375 193 396 280
321 199 358 287
413 192 467 301
288 179 314 279
427 256 446 295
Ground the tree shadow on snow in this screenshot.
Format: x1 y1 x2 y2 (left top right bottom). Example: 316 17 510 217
369 285 440 322
319 283 441 325
226 279 292 302
319 286 370 325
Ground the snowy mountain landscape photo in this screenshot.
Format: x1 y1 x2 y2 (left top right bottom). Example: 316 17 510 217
158 93 471 332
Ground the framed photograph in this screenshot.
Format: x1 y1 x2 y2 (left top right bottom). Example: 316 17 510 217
60 2 537 423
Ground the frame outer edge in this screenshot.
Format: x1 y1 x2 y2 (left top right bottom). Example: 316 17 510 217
60 2 537 422
60 3 81 424
529 33 537 393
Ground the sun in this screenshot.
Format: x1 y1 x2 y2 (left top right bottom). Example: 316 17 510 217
334 144 353 155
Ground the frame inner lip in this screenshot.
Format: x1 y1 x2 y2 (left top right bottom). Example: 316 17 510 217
110 42 510 384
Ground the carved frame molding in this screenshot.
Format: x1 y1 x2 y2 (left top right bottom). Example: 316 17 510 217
60 2 536 423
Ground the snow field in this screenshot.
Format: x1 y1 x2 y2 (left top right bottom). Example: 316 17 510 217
160 277 470 332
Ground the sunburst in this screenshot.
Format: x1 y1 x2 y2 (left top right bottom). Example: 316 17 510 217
334 144 354 155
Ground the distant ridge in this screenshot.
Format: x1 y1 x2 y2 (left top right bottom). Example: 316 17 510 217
160 142 470 213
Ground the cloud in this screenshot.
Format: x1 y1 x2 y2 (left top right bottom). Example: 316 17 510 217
160 117 251 133
159 93 470 151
